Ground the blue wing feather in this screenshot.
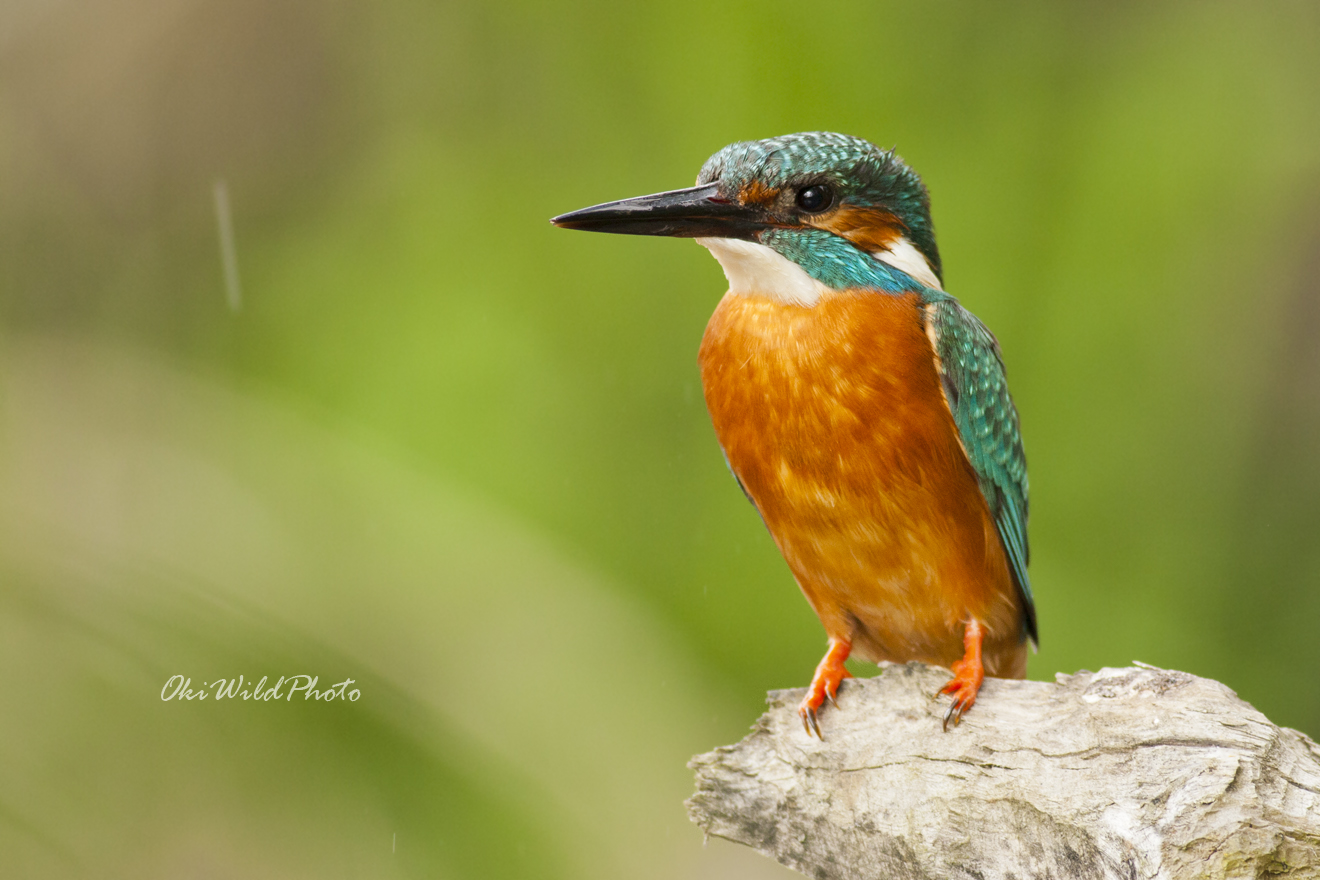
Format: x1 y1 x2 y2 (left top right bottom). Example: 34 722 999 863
924 293 1037 645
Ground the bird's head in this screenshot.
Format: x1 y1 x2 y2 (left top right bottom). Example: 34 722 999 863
553 132 943 305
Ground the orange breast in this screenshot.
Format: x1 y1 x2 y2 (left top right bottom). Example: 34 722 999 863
699 290 1025 675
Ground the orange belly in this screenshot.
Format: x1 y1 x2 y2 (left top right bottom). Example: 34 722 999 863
699 289 1026 677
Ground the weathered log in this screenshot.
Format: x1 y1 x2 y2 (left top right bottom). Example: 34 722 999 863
687 663 1320 879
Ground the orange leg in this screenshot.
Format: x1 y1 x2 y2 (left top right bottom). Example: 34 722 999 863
940 619 985 730
799 637 853 739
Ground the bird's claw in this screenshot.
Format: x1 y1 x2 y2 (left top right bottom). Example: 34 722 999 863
936 620 986 731
797 638 852 740
800 705 823 739
797 685 834 740
941 689 972 731
938 656 984 731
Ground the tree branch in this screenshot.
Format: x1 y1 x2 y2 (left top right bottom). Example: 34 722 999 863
687 663 1320 879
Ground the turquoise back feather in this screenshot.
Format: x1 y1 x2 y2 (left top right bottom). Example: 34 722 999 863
923 292 1036 645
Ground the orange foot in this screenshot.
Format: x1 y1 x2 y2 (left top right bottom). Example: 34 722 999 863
940 619 985 731
799 638 852 740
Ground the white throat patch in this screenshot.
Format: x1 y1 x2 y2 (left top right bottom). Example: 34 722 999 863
696 235 942 305
695 237 831 307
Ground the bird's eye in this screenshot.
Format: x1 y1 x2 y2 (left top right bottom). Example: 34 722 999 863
795 185 834 213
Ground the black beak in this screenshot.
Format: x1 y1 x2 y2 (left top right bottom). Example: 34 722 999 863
551 183 767 239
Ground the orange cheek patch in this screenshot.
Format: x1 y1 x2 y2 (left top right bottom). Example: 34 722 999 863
816 205 905 254
739 179 780 207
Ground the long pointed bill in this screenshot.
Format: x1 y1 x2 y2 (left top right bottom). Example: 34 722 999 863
551 183 766 239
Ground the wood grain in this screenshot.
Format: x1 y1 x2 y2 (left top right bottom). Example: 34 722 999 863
688 663 1320 879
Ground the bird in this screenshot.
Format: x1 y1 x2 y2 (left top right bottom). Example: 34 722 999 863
552 132 1035 737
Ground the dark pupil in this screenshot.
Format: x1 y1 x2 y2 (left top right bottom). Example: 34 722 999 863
796 185 831 213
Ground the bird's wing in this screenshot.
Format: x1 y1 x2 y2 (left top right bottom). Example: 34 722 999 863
924 295 1037 645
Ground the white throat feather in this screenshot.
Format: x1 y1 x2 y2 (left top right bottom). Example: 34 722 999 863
695 237 830 306
697 236 941 306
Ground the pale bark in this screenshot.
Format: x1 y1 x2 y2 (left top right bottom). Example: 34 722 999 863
687 663 1320 879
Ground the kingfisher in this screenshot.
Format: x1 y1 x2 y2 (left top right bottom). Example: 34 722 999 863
552 132 1035 736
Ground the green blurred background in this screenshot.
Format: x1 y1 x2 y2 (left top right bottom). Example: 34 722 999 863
2 1 1319 876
